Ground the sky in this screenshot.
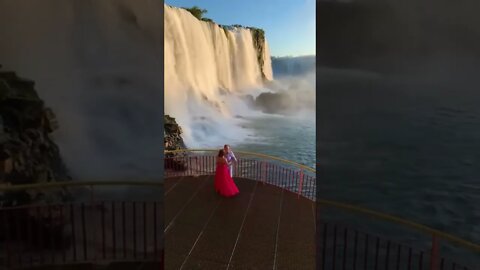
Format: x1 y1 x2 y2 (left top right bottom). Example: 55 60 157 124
164 0 316 57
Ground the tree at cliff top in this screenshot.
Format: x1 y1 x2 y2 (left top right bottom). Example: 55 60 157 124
183 5 213 22
0 65 71 207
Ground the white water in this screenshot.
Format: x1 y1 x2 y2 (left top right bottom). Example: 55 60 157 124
263 40 274 81
164 4 273 147
0 0 164 180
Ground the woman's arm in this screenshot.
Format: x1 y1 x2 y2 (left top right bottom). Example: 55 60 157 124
223 157 231 166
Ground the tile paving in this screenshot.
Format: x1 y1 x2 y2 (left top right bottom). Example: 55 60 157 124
165 176 315 270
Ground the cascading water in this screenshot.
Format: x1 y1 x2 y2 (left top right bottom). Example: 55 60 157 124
164 4 273 147
0 0 164 181
263 40 274 81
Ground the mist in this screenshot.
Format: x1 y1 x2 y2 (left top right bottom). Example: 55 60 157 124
252 56 316 116
0 0 164 181
317 0 480 263
318 0 480 76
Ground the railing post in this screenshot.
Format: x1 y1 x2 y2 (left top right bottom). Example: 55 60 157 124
297 169 304 199
262 161 267 184
233 159 237 178
430 235 439 270
194 157 199 177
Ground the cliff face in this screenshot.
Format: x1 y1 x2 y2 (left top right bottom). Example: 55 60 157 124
0 65 71 206
164 115 186 151
164 115 187 171
249 27 267 79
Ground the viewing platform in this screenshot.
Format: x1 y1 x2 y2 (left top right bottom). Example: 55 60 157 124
164 150 316 269
165 150 480 270
165 176 315 269
0 150 477 269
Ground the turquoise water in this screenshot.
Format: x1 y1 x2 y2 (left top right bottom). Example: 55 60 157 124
318 71 480 266
234 115 316 169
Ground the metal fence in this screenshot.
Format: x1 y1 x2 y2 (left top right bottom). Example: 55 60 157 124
0 181 163 269
165 151 316 200
317 222 477 270
2 151 476 269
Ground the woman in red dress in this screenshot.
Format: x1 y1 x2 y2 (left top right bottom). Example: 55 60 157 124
214 149 240 197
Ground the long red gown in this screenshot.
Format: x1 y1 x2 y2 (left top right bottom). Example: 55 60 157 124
214 161 239 197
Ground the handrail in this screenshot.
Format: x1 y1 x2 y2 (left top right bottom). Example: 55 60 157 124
318 199 480 253
0 180 162 192
165 148 316 173
0 177 478 255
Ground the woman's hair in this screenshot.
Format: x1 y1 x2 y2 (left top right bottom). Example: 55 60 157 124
218 149 225 157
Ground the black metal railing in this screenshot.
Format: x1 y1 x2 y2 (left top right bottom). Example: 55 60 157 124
165 153 316 200
317 222 475 270
0 181 163 269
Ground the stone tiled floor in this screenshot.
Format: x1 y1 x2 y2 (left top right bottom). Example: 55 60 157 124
165 176 315 270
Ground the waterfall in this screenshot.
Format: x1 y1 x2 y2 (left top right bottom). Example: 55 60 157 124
263 40 274 81
164 4 273 147
0 0 164 180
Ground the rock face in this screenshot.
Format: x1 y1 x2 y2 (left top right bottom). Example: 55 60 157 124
0 65 71 207
164 115 187 170
164 115 186 151
249 27 267 79
254 91 294 114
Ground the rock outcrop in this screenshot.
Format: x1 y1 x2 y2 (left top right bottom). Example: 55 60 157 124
164 115 187 170
0 65 71 207
248 27 267 79
164 115 186 151
254 91 294 114
0 65 73 250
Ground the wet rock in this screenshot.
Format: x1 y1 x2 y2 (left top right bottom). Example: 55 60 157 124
241 94 255 108
0 65 71 207
0 65 72 251
254 91 295 114
248 27 268 80
164 115 187 171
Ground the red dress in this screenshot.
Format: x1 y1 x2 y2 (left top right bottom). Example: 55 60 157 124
214 160 240 197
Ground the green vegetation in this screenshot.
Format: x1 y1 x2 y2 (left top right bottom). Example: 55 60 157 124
221 25 230 37
183 6 214 23
248 27 265 42
247 27 267 80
